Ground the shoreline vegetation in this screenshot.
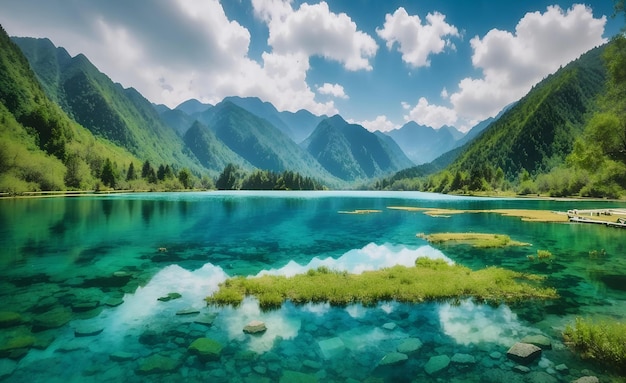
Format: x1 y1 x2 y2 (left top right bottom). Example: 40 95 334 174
563 318 626 374
205 258 558 310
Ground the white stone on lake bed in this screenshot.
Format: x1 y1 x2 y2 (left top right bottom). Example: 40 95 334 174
243 320 267 334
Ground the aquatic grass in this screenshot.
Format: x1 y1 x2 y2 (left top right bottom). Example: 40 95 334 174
206 258 558 310
417 232 530 248
563 318 626 373
388 206 570 223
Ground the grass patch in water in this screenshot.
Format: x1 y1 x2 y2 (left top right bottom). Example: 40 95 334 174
563 318 626 374
417 232 530 248
206 258 557 310
388 207 569 223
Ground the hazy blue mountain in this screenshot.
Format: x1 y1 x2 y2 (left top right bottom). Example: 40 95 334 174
175 99 212 115
385 122 457 165
279 108 327 143
442 125 464 141
303 115 414 181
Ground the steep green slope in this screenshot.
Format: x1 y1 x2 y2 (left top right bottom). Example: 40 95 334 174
183 120 251 173
449 44 606 181
303 115 414 181
199 101 338 183
13 37 203 174
0 26 138 192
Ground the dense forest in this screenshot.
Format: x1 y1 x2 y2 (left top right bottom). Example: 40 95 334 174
215 163 326 191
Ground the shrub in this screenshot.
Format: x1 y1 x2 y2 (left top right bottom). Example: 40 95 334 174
563 318 626 373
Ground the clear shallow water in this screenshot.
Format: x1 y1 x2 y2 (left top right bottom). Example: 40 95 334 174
0 191 625 382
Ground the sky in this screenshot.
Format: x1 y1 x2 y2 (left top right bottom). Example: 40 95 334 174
0 0 622 132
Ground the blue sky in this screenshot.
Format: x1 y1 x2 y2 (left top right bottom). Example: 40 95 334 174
0 0 622 132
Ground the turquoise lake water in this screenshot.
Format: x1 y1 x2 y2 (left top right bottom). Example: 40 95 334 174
0 191 625 382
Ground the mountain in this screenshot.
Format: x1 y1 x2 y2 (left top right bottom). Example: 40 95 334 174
385 122 457 165
279 109 327 143
303 115 414 181
12 36 203 174
442 125 464 141
223 96 326 143
175 99 212 115
0 26 138 192
183 120 251 172
159 107 195 136
448 43 607 181
198 100 337 182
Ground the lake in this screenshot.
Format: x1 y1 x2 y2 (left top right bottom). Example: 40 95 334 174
0 191 625 382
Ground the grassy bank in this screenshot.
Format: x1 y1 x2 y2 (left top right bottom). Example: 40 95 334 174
206 258 557 310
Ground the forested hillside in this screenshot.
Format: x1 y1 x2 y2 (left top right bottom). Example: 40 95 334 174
13 37 204 175
378 38 626 198
0 25 139 192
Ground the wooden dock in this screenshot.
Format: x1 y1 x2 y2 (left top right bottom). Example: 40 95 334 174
567 209 626 228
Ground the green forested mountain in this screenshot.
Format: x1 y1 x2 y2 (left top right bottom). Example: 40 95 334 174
198 100 338 183
183 120 252 172
303 115 414 181
0 25 145 192
12 36 204 174
380 40 626 198
449 44 606 180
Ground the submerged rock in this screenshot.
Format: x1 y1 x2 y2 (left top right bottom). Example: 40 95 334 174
397 338 422 354
109 351 136 362
318 337 345 360
0 334 36 358
176 308 200 316
0 359 17 379
520 334 552 350
0 312 22 328
73 323 104 337
513 365 531 374
103 297 124 307
279 370 318 383
451 353 476 365
378 352 408 366
194 313 217 327
157 292 182 302
188 338 223 361
507 342 541 365
526 371 557 383
382 322 397 331
572 377 599 383
424 355 450 375
33 307 72 331
136 354 181 375
243 320 267 334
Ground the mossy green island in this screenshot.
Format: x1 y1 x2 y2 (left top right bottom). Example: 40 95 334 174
206 258 558 310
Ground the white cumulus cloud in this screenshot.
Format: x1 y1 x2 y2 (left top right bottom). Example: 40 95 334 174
450 4 607 123
350 115 399 132
376 7 459 67
261 1 378 71
404 97 457 129
317 83 349 99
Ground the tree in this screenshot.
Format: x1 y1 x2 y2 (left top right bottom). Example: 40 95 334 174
216 163 240 190
126 162 137 181
178 168 192 189
100 158 116 188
